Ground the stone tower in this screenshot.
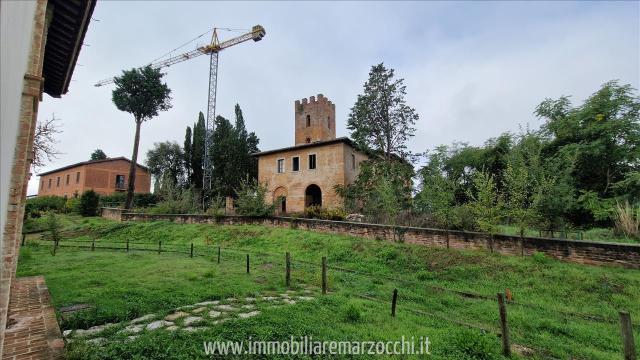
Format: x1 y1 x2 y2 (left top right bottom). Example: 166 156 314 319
294 94 336 145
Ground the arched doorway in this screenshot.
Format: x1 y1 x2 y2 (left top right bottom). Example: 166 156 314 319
273 187 287 215
305 184 322 208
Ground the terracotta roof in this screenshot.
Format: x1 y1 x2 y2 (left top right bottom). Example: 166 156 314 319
36 157 149 176
43 0 97 97
252 137 358 157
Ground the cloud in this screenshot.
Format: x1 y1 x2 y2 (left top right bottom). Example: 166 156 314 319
29 1 639 195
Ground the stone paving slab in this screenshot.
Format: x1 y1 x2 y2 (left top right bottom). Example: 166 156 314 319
63 289 317 345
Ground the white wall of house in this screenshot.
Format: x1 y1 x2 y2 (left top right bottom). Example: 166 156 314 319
0 0 37 245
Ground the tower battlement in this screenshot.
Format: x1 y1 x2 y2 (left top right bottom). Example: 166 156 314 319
294 94 336 145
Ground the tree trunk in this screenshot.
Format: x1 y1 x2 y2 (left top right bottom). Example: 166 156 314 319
125 119 142 209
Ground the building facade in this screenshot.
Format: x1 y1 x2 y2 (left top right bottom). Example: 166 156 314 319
0 0 96 355
37 157 152 197
254 95 368 213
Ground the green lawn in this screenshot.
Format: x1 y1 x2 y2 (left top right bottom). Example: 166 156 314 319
18 215 640 359
497 224 639 244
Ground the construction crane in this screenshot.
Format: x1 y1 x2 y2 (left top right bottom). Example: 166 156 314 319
95 25 266 204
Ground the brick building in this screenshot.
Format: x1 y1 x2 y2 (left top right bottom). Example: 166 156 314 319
37 157 152 197
254 94 368 213
0 0 96 357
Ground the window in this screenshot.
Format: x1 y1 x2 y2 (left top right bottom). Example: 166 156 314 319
306 115 311 127
308 154 316 170
277 159 285 173
66 174 70 185
76 172 80 183
56 177 60 187
48 179 51 188
292 157 300 172
115 175 126 189
351 154 356 170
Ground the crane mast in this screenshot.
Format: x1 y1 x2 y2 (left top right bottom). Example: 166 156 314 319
95 25 266 207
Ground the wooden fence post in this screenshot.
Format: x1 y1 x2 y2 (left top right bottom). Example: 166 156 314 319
158 241 161 254
322 256 327 295
52 239 58 256
21 233 26 246
497 293 511 357
190 243 194 258
619 311 636 360
285 252 291 288
126 239 129 252
91 239 95 251
445 230 450 249
217 246 221 263
246 254 250 274
391 288 398 317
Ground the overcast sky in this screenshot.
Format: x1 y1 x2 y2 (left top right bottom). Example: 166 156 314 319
31 1 639 195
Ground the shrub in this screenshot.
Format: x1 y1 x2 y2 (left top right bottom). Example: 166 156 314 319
303 206 347 221
343 303 361 323
100 192 160 208
235 181 274 217
147 188 200 214
532 251 548 264
46 212 62 245
64 197 80 214
25 196 66 218
440 328 500 360
79 190 100 217
614 201 639 239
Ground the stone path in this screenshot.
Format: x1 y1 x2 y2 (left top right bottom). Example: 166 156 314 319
63 288 316 345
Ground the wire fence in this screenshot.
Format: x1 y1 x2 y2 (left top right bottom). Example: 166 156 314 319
24 234 638 359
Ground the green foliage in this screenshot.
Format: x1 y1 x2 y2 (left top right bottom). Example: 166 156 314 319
89 149 107 160
415 146 457 228
440 328 500 360
190 112 206 190
467 171 502 234
146 141 185 190
25 196 66 218
336 159 413 224
79 190 100 217
148 187 200 215
234 181 274 217
112 66 172 123
303 205 347 221
210 106 260 198
342 303 361 323
112 66 172 209
65 197 80 214
46 211 61 244
536 80 640 225
348 63 418 159
100 193 159 208
613 201 639 238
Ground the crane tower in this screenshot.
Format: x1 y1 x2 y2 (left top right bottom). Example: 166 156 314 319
95 25 266 205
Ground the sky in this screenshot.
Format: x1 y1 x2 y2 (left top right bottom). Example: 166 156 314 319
31 1 640 195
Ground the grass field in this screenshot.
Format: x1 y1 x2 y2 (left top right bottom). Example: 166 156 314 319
18 215 640 359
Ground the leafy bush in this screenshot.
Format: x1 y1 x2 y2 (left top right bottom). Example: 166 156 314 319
147 188 200 214
440 328 500 360
532 251 548 264
79 190 100 217
65 197 80 214
235 181 274 217
343 303 361 323
303 205 347 221
25 196 66 218
100 193 159 208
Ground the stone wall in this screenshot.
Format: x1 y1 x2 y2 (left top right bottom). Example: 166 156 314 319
102 209 640 269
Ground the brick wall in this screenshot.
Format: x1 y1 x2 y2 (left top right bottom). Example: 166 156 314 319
102 209 640 269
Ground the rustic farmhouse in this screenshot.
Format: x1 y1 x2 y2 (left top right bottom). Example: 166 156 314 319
254 94 368 213
37 157 151 197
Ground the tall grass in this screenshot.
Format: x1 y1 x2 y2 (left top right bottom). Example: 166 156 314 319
614 201 639 239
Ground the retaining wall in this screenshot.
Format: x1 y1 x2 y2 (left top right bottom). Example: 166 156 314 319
100 208 640 269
